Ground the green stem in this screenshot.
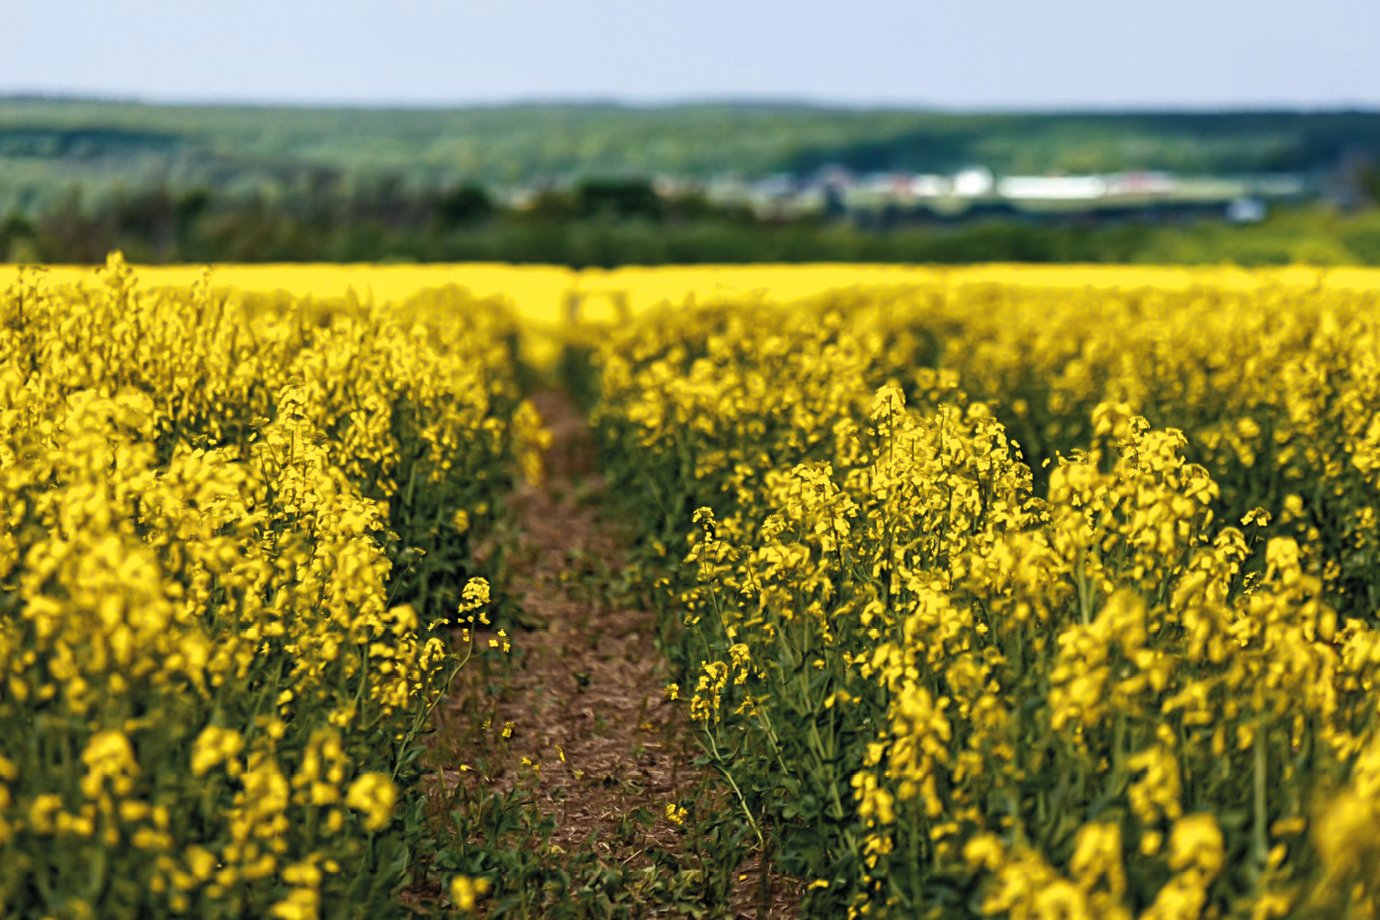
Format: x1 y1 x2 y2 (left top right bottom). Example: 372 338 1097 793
1253 718 1269 865
704 732 765 851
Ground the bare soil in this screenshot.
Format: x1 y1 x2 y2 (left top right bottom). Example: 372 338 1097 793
432 390 799 918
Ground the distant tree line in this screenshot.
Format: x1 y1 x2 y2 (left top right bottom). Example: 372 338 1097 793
7 101 1380 201
3 178 1380 267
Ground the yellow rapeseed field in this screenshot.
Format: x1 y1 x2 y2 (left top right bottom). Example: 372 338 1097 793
5 257 1380 917
577 266 1380 917
0 255 543 917
5 262 1377 366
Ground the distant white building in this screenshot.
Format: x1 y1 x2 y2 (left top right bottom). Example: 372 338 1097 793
1104 171 1177 197
997 176 1108 201
908 175 950 197
1226 197 1268 223
952 167 995 197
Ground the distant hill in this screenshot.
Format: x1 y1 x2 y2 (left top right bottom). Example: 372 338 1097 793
3 98 1380 215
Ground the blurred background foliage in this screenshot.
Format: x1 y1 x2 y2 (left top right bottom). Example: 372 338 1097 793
3 98 1380 265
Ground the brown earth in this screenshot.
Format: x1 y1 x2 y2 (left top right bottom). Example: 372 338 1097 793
430 390 799 918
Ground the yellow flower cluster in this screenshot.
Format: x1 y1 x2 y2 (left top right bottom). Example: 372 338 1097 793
583 272 1380 917
0 256 535 916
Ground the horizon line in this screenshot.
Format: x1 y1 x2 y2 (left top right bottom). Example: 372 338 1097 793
3 89 1379 116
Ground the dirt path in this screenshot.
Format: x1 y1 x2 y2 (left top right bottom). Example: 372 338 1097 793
434 390 797 917
499 388 698 858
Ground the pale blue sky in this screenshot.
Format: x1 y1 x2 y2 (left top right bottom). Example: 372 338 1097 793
7 0 1378 108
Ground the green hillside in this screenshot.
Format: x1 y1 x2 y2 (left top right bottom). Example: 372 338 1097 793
3 98 1379 214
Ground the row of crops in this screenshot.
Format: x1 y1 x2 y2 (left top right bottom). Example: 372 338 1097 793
5 257 1380 917
575 276 1380 917
0 256 544 917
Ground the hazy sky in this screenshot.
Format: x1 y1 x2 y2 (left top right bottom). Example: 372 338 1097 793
7 0 1379 109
